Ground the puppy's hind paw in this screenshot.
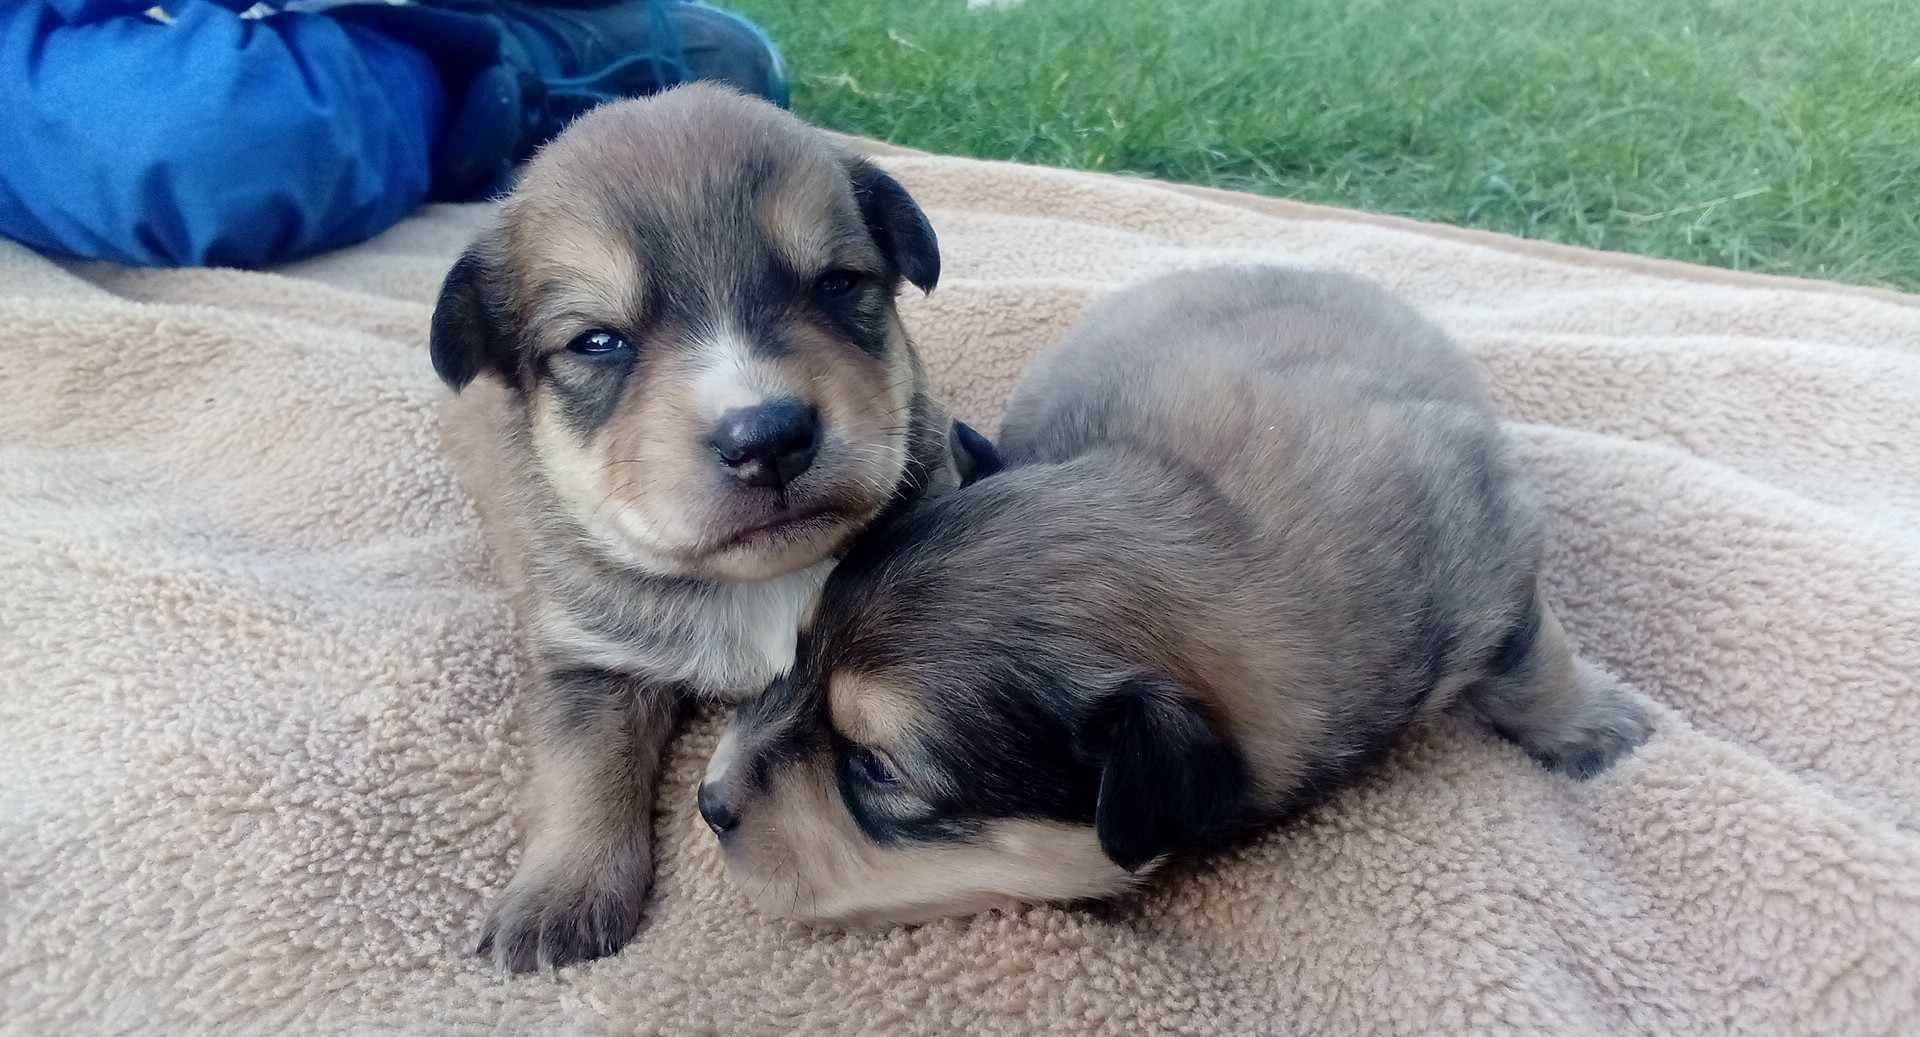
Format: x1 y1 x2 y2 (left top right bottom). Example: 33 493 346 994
1523 693 1652 780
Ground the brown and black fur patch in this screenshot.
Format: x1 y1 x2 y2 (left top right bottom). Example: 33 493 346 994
700 266 1652 927
431 85 991 971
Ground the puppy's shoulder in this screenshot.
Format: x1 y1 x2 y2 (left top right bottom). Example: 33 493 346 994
439 378 529 480
439 379 544 598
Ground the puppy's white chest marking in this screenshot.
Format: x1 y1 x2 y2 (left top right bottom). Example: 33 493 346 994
701 559 831 698
537 560 829 702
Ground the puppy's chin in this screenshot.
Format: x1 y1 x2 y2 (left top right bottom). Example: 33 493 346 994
670 454 906 581
758 885 1032 932
695 510 867 582
716 806 1142 929
587 500 866 583
565 460 894 582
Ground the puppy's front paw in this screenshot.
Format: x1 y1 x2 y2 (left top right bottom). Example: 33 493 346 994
1529 693 1652 780
476 841 652 973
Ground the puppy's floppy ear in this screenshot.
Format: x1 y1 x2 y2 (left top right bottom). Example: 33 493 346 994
1088 677 1247 873
847 158 940 295
430 230 516 391
949 420 1005 486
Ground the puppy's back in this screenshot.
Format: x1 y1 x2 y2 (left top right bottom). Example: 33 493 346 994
1000 267 1490 472
997 267 1539 777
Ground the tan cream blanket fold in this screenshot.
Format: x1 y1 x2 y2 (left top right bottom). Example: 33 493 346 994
3 145 1918 1037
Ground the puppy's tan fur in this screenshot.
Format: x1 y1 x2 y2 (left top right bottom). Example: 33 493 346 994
431 85 982 969
702 266 1651 926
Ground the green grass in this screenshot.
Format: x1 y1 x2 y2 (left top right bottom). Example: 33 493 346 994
729 0 1920 290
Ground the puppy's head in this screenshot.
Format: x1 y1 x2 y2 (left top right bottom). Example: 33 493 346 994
431 84 951 581
697 461 1251 926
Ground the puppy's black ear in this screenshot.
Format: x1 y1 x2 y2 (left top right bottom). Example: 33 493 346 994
430 233 515 391
950 419 1005 486
1090 678 1247 873
848 158 940 295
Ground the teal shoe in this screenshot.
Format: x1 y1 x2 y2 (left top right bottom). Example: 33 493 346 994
419 0 789 197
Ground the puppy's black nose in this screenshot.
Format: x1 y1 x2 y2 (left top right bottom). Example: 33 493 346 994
710 399 819 489
697 782 740 836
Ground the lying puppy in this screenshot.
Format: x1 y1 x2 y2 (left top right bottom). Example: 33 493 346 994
431 84 990 970
697 265 1652 927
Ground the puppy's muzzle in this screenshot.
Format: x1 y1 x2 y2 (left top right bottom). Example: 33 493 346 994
711 398 820 490
696 780 741 836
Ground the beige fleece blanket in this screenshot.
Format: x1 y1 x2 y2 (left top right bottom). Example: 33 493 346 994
4 146 1919 1037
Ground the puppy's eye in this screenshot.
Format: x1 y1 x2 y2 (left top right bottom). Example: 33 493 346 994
566 330 630 357
814 270 860 301
846 746 898 788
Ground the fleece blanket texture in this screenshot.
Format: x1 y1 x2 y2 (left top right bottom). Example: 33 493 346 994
3 142 1918 1036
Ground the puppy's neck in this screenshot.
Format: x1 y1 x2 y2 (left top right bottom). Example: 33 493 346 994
531 541 834 700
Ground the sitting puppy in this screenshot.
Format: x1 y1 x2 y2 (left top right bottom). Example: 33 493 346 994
696 265 1653 927
432 84 990 970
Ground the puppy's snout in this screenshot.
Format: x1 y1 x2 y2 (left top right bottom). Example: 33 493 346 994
710 399 820 489
697 781 741 836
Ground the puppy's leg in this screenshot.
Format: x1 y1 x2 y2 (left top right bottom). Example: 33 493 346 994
477 669 678 972
1464 592 1651 778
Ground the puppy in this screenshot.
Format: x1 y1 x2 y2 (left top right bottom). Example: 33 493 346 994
431 84 991 970
696 265 1652 927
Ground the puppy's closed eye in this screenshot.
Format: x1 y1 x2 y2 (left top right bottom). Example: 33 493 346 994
844 745 900 788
